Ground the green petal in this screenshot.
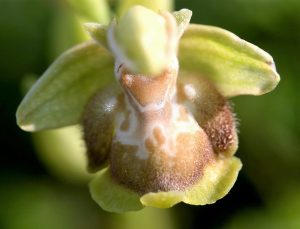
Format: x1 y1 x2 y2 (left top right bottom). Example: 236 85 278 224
89 168 144 213
84 23 109 49
16 41 114 132
172 9 192 38
179 24 280 97
117 0 173 17
183 157 242 205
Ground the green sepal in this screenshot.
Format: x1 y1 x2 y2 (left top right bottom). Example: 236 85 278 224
84 23 109 49
16 41 114 132
179 24 280 97
140 157 242 208
89 168 144 213
117 0 173 17
111 6 170 75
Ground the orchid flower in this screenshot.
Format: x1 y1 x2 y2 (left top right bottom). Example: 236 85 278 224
16 6 279 213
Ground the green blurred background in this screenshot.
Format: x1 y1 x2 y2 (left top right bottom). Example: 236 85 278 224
1 0 300 228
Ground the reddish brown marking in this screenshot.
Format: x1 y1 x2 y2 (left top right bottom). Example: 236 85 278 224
153 127 166 145
145 137 155 153
122 75 133 87
203 103 237 156
120 69 174 106
177 106 189 122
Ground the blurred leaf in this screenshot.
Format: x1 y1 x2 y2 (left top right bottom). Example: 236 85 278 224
16 41 114 131
47 6 89 61
0 180 104 229
114 208 176 229
179 24 280 97
0 0 50 80
66 0 110 24
32 125 92 184
225 187 300 229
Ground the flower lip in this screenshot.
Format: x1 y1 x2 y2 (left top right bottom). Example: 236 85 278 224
106 54 218 195
89 157 242 212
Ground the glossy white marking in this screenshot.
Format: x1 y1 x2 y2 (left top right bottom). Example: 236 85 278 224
183 84 197 100
104 97 117 113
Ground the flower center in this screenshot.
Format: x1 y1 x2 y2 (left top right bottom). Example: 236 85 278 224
110 62 215 194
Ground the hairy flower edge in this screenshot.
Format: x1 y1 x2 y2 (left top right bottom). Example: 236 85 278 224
90 156 242 213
